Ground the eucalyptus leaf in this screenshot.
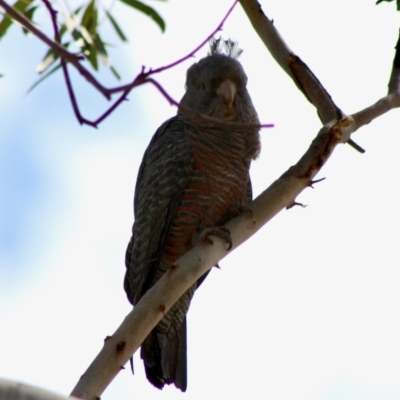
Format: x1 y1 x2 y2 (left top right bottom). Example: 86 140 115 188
37 48 59 73
27 63 62 94
80 25 94 45
105 9 127 42
94 33 110 67
22 6 38 35
119 0 165 32
110 66 121 80
86 42 98 70
81 0 97 34
0 0 34 38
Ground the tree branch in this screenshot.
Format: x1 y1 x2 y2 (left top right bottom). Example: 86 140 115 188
0 377 75 400
0 0 272 129
0 0 111 99
69 86 400 398
41 0 95 126
68 3 400 398
107 0 240 89
350 93 400 133
238 0 365 153
0 0 248 127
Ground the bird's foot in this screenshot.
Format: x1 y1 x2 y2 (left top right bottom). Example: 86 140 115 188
197 227 232 251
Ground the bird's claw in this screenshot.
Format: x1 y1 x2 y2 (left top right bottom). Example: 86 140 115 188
197 226 233 251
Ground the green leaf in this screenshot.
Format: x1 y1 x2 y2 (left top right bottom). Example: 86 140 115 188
60 6 83 35
0 73 4 78
59 23 68 39
104 9 127 42
118 0 165 32
110 66 121 80
81 0 98 34
22 5 38 35
37 48 59 73
27 62 62 94
0 0 34 38
376 0 400 10
80 25 94 44
71 27 83 44
94 33 110 67
85 41 98 70
73 5 84 16
93 33 121 80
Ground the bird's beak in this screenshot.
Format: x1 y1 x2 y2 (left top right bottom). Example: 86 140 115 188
216 79 237 115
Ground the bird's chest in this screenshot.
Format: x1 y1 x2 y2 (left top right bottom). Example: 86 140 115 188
158 128 252 268
184 129 250 227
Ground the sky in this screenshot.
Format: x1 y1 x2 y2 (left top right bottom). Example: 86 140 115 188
1 0 400 399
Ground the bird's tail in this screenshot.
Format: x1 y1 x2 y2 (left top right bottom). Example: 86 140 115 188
141 317 187 392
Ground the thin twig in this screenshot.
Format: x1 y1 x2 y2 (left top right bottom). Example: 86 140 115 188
93 76 274 130
55 0 272 129
1 0 273 130
140 0 239 76
93 89 131 126
106 0 239 95
0 0 247 127
41 0 94 126
351 93 400 131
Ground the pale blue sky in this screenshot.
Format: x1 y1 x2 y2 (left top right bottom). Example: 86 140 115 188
1 1 400 399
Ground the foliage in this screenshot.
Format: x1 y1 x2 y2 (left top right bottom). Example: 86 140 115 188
0 0 397 127
0 0 166 84
376 0 400 10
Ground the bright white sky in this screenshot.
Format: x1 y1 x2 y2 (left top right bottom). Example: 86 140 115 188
1 1 400 399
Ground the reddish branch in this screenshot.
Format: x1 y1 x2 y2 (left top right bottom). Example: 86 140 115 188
108 0 240 94
0 0 275 129
0 0 248 128
42 0 95 126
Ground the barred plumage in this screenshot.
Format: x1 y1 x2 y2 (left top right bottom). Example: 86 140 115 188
124 40 260 391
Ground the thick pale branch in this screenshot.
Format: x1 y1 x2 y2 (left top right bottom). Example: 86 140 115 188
238 0 294 78
70 83 400 398
69 114 359 400
343 93 400 141
238 0 339 121
68 18 400 391
0 378 75 400
288 56 342 123
238 0 364 152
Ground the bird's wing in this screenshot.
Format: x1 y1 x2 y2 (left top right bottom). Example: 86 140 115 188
246 174 253 203
124 116 193 305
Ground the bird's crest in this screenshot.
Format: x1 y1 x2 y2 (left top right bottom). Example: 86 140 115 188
208 37 243 59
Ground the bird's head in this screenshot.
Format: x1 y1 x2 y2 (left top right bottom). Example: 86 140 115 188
179 38 259 125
